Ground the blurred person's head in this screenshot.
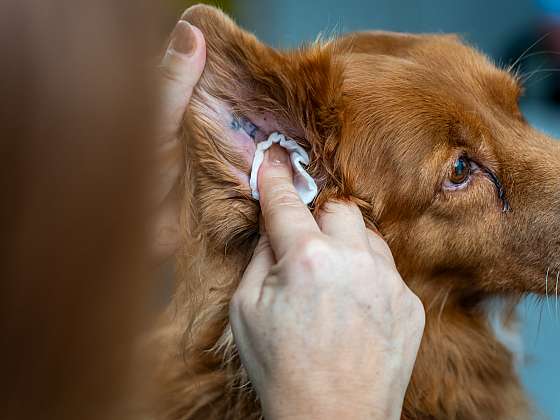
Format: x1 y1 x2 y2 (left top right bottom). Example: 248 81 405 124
0 1 164 419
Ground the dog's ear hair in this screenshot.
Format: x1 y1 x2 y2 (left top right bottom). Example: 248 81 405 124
179 5 345 249
183 5 344 184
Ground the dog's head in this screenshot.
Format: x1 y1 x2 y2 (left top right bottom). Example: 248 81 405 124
182 5 559 299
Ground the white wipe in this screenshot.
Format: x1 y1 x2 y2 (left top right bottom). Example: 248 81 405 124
249 132 318 205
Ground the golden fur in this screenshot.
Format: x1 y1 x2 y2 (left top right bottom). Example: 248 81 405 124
150 5 560 419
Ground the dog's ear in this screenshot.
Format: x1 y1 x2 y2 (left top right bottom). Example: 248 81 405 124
183 5 344 190
180 5 344 248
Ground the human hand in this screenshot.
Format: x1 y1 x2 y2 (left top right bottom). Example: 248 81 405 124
153 16 206 262
229 145 425 420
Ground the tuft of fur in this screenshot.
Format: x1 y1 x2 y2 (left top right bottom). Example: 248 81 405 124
147 5 560 420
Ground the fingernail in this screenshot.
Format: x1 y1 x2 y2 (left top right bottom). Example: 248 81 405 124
170 20 196 55
266 144 289 165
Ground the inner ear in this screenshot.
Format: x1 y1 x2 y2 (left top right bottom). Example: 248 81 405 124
183 5 344 190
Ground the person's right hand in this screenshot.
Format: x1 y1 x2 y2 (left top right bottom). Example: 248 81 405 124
229 145 425 420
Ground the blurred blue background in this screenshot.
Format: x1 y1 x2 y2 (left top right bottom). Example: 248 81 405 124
179 0 560 417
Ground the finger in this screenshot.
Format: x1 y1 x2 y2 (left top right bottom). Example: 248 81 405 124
158 20 206 145
236 234 275 302
258 144 321 259
317 201 369 247
366 228 396 266
155 21 205 204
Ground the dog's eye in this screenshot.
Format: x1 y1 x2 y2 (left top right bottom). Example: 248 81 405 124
443 156 476 191
449 157 470 184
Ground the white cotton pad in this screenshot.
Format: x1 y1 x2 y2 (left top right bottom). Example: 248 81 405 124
249 132 318 205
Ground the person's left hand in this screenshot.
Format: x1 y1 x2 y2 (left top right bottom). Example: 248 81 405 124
154 17 206 262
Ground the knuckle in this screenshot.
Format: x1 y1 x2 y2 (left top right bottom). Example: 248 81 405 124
368 252 393 277
323 199 359 212
412 296 426 325
404 292 426 331
263 182 300 206
262 190 303 219
368 235 395 262
293 235 332 270
352 248 375 269
159 54 192 86
319 200 362 223
260 160 291 181
158 59 181 82
387 279 412 304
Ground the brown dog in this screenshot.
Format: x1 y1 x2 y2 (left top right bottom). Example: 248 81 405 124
150 5 559 419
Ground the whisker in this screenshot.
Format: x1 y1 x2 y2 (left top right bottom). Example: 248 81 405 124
437 287 450 325
512 50 560 65
554 270 560 320
521 68 560 84
524 68 560 74
508 33 552 72
535 298 544 346
520 63 545 85
545 266 553 320
525 73 554 89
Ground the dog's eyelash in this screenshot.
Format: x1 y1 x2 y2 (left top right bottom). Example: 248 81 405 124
481 167 510 213
469 157 510 213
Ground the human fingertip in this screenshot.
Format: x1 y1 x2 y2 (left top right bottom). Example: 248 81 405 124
257 144 294 198
266 144 290 166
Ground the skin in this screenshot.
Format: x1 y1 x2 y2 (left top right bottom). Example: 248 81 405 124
160 17 425 419
229 144 425 420
155 19 206 261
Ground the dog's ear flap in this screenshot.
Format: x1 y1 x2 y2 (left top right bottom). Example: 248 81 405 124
182 5 344 182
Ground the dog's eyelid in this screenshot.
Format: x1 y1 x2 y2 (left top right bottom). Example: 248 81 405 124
463 154 510 212
460 155 509 212
481 167 510 212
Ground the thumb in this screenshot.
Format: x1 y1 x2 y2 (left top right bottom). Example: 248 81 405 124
155 19 205 203
158 19 206 146
152 19 206 264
